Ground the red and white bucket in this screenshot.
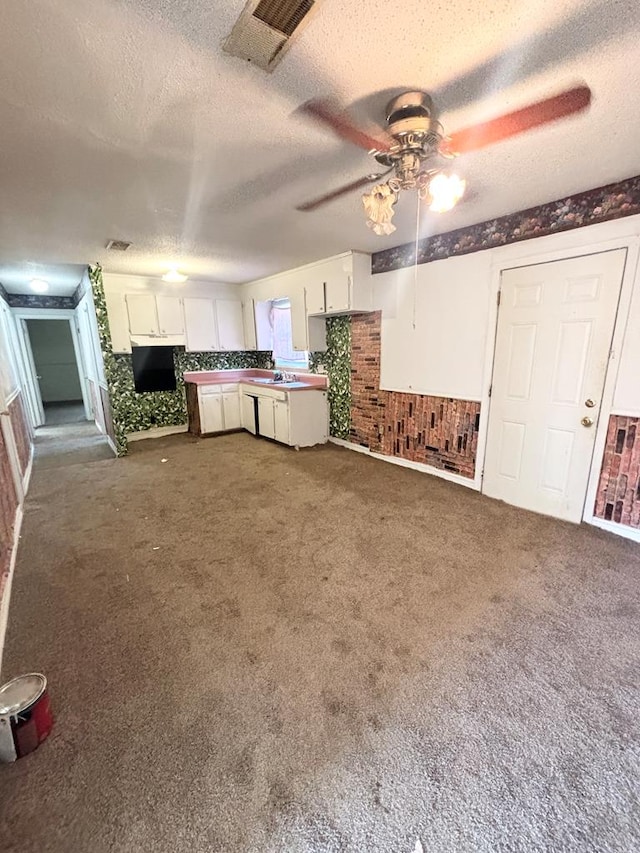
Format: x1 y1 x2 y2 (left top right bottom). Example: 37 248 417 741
0 673 53 762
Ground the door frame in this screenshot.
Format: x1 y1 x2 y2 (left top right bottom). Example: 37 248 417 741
13 308 92 423
475 228 640 531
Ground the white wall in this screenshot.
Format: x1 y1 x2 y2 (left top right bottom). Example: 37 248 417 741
373 215 640 417
26 319 82 402
375 252 493 401
612 256 640 415
0 300 19 408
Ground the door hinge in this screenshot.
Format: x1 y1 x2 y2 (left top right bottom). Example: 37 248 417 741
496 290 501 307
488 384 492 398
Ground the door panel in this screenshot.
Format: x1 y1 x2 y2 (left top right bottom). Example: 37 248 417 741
222 392 241 430
483 249 626 522
216 300 245 351
258 396 275 439
126 294 158 335
274 399 290 445
156 296 184 335
184 298 218 352
200 394 223 434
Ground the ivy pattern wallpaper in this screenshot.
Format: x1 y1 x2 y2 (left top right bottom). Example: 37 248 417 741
88 265 272 455
308 316 352 439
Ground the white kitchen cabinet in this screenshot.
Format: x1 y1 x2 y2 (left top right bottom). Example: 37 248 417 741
324 270 352 313
216 300 245 351
305 279 326 315
302 252 373 316
126 294 158 336
240 383 328 447
258 396 275 439
156 296 184 335
184 298 219 352
200 393 224 434
273 399 290 445
242 300 258 350
222 391 242 430
291 291 326 352
105 292 132 353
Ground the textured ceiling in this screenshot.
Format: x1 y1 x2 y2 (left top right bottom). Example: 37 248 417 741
0 0 639 284
0 263 85 296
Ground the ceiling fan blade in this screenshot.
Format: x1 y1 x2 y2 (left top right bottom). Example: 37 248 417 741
298 98 393 153
441 85 592 156
296 174 386 212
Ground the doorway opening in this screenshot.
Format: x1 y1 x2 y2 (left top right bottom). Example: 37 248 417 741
24 319 88 426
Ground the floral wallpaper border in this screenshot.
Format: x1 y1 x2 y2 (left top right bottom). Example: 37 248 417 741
4 293 77 309
372 174 640 274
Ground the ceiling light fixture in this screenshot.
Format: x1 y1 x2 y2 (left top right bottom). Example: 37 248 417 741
162 269 188 283
30 279 49 293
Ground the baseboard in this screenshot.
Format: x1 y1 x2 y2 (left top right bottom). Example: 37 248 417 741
585 515 640 543
127 424 188 442
328 437 478 490
0 503 24 675
106 436 118 456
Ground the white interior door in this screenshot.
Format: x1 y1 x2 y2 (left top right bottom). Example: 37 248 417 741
17 319 45 427
483 249 626 522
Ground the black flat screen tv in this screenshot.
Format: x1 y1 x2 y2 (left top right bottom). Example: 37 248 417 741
131 346 177 393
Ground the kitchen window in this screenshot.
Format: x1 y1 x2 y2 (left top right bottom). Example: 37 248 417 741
271 299 308 370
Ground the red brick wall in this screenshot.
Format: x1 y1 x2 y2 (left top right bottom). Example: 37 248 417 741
594 415 640 527
0 424 19 592
349 313 480 479
8 393 31 476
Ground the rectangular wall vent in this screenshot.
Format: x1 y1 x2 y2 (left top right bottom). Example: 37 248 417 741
106 239 132 251
224 0 319 73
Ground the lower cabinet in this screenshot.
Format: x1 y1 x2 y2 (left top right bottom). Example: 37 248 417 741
273 399 290 445
222 391 241 430
248 385 328 447
258 396 275 439
186 380 329 447
200 392 224 434
188 383 243 435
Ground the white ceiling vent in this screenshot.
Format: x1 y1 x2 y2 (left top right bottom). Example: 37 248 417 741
106 239 132 251
224 0 319 73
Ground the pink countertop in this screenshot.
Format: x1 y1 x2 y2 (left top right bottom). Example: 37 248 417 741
183 368 328 391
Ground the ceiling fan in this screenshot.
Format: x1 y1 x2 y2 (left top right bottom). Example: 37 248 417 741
296 85 592 234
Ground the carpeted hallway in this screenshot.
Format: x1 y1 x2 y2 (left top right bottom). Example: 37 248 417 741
0 431 638 852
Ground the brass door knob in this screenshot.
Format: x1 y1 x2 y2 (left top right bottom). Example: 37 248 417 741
581 416 594 427
585 398 596 408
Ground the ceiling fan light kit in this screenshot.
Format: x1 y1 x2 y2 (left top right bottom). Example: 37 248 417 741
297 85 592 234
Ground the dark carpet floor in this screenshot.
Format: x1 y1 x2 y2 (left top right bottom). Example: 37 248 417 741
1 431 639 852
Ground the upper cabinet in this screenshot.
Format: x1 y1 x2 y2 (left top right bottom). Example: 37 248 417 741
304 253 373 316
183 298 246 352
243 299 274 351
125 293 184 339
184 298 219 352
126 294 158 336
216 300 244 351
156 296 184 335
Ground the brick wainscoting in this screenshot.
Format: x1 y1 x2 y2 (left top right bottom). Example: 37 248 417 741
8 393 31 476
594 415 640 528
0 425 19 591
349 313 480 478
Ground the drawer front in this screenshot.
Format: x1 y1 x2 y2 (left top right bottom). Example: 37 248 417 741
199 384 223 395
239 383 287 402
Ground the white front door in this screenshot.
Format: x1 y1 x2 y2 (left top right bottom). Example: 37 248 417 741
483 249 626 522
